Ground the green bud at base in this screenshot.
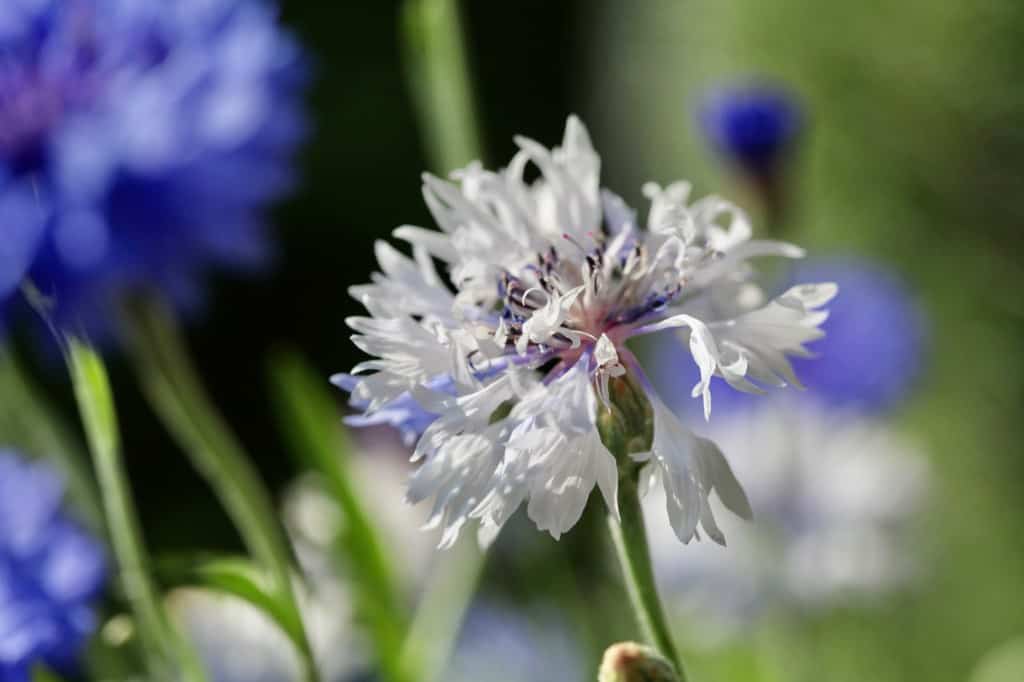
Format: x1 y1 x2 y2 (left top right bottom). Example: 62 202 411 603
596 372 655 470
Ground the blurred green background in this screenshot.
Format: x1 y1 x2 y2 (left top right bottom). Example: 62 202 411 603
8 1 1024 680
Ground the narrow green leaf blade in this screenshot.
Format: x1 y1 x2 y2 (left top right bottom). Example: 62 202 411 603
65 337 208 682
121 298 319 682
269 352 408 682
0 347 103 529
157 554 306 657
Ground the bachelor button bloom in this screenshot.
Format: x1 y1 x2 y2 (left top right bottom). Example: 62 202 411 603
0 0 305 333
645 400 929 637
699 84 801 178
0 450 106 680
339 116 836 548
651 257 926 416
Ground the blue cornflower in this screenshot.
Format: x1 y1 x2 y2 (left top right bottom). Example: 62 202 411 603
699 84 801 177
0 451 106 680
651 257 926 416
0 0 306 334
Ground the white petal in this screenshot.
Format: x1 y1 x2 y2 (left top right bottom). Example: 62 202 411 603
590 432 621 522
701 437 753 521
594 333 618 367
632 282 836 412
393 224 458 263
647 395 750 545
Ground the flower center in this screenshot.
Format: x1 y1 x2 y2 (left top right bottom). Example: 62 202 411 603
0 66 71 173
495 230 683 363
0 3 168 174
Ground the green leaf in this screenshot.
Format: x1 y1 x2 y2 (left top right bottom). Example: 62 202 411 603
0 347 103 529
65 337 208 682
31 665 66 682
121 297 319 682
971 635 1024 682
269 351 409 682
157 554 307 658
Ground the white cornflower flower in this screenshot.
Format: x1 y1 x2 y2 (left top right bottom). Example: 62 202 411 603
338 116 836 547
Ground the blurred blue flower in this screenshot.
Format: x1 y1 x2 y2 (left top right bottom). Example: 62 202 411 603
699 84 801 177
651 257 927 416
0 0 306 334
787 258 927 411
0 450 106 680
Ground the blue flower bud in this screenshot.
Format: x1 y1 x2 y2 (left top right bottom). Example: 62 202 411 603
699 84 802 178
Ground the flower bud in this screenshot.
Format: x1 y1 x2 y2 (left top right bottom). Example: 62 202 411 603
596 371 654 463
598 642 680 682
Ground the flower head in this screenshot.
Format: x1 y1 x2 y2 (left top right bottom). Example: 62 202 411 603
339 117 836 547
0 450 106 679
699 84 801 177
0 0 306 333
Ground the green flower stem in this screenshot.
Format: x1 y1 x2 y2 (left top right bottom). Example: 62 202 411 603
401 0 484 171
120 297 319 682
66 337 207 682
607 470 685 681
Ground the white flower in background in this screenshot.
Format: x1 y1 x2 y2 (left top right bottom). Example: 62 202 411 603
169 438 431 682
168 582 353 682
338 116 836 547
283 440 436 594
645 399 930 638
